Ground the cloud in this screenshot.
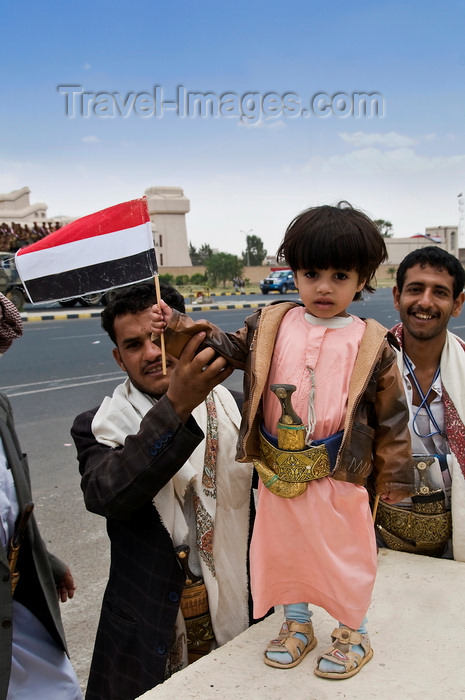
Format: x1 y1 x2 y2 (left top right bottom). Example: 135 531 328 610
83 63 92 70
81 135 100 144
303 147 465 174
338 131 416 148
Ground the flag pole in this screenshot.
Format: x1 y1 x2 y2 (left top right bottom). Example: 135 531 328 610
153 274 167 375
372 494 380 522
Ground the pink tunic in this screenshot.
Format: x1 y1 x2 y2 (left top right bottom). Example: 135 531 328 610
250 308 377 628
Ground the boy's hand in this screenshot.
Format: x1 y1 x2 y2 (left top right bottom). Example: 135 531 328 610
150 300 173 335
380 489 408 505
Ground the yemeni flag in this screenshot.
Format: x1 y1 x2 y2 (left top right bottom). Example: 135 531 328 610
15 197 157 303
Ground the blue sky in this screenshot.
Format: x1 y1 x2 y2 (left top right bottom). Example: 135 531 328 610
2 0 465 256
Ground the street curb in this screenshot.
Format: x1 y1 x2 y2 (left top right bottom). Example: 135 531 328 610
19 301 272 322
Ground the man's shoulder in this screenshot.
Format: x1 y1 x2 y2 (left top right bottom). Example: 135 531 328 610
449 330 465 353
72 381 125 432
72 405 100 433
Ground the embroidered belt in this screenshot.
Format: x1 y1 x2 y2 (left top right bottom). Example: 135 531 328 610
180 582 215 661
375 455 452 557
253 428 341 499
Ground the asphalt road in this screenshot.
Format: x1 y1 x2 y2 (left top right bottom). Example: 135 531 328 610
2 288 465 694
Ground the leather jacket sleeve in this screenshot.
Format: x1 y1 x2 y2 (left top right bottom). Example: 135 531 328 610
160 309 252 370
371 343 415 494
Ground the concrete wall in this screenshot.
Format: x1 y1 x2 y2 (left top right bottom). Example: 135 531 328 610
159 266 269 285
138 551 465 700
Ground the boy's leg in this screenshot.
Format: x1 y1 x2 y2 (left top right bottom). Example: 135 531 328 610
315 616 373 679
264 603 317 668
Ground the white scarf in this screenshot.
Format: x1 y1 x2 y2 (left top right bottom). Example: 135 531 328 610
396 331 465 561
91 379 253 659
439 333 465 561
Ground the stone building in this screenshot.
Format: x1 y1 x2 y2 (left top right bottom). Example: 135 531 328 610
0 187 49 223
384 226 459 264
144 186 191 267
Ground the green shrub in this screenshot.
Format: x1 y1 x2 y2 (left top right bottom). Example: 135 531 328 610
190 272 208 284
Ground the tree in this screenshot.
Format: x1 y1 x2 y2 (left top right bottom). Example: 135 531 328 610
374 219 393 237
388 266 397 279
242 234 267 266
205 253 243 288
189 243 199 265
189 242 213 266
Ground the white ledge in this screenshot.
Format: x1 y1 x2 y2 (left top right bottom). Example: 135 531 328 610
138 549 465 699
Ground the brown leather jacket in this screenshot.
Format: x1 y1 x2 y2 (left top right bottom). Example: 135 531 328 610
162 301 415 496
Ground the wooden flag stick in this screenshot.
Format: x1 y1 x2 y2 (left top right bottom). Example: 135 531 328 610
153 274 167 375
372 494 380 522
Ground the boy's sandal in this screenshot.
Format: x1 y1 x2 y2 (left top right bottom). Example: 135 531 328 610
264 619 317 669
314 626 373 679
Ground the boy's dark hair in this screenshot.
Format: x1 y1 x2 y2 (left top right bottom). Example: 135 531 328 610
101 282 185 345
396 246 465 299
277 201 387 301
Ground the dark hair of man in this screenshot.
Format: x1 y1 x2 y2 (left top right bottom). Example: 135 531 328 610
101 282 186 344
276 201 387 301
396 246 465 299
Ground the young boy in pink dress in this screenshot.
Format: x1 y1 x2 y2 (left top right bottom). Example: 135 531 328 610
150 202 414 680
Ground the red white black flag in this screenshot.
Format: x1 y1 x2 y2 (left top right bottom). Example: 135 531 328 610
15 197 157 303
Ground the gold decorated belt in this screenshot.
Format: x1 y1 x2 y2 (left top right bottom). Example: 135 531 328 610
253 429 331 498
375 456 452 557
376 500 451 557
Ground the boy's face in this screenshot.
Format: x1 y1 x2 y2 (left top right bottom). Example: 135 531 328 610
294 268 365 318
393 263 464 342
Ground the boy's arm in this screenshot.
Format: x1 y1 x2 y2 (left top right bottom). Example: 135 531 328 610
151 304 251 370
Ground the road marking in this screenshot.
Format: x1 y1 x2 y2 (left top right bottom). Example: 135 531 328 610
1 373 122 396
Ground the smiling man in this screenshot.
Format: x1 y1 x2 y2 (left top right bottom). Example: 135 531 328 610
375 246 465 561
71 283 254 700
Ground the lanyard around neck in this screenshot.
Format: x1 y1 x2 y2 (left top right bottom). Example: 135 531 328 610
403 352 444 439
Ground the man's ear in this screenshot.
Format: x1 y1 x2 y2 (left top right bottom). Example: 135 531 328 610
392 286 401 311
452 291 465 318
112 347 126 372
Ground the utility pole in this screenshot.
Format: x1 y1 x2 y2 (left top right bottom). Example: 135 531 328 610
458 194 464 251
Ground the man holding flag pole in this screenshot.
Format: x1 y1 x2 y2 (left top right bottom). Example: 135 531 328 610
71 282 254 698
